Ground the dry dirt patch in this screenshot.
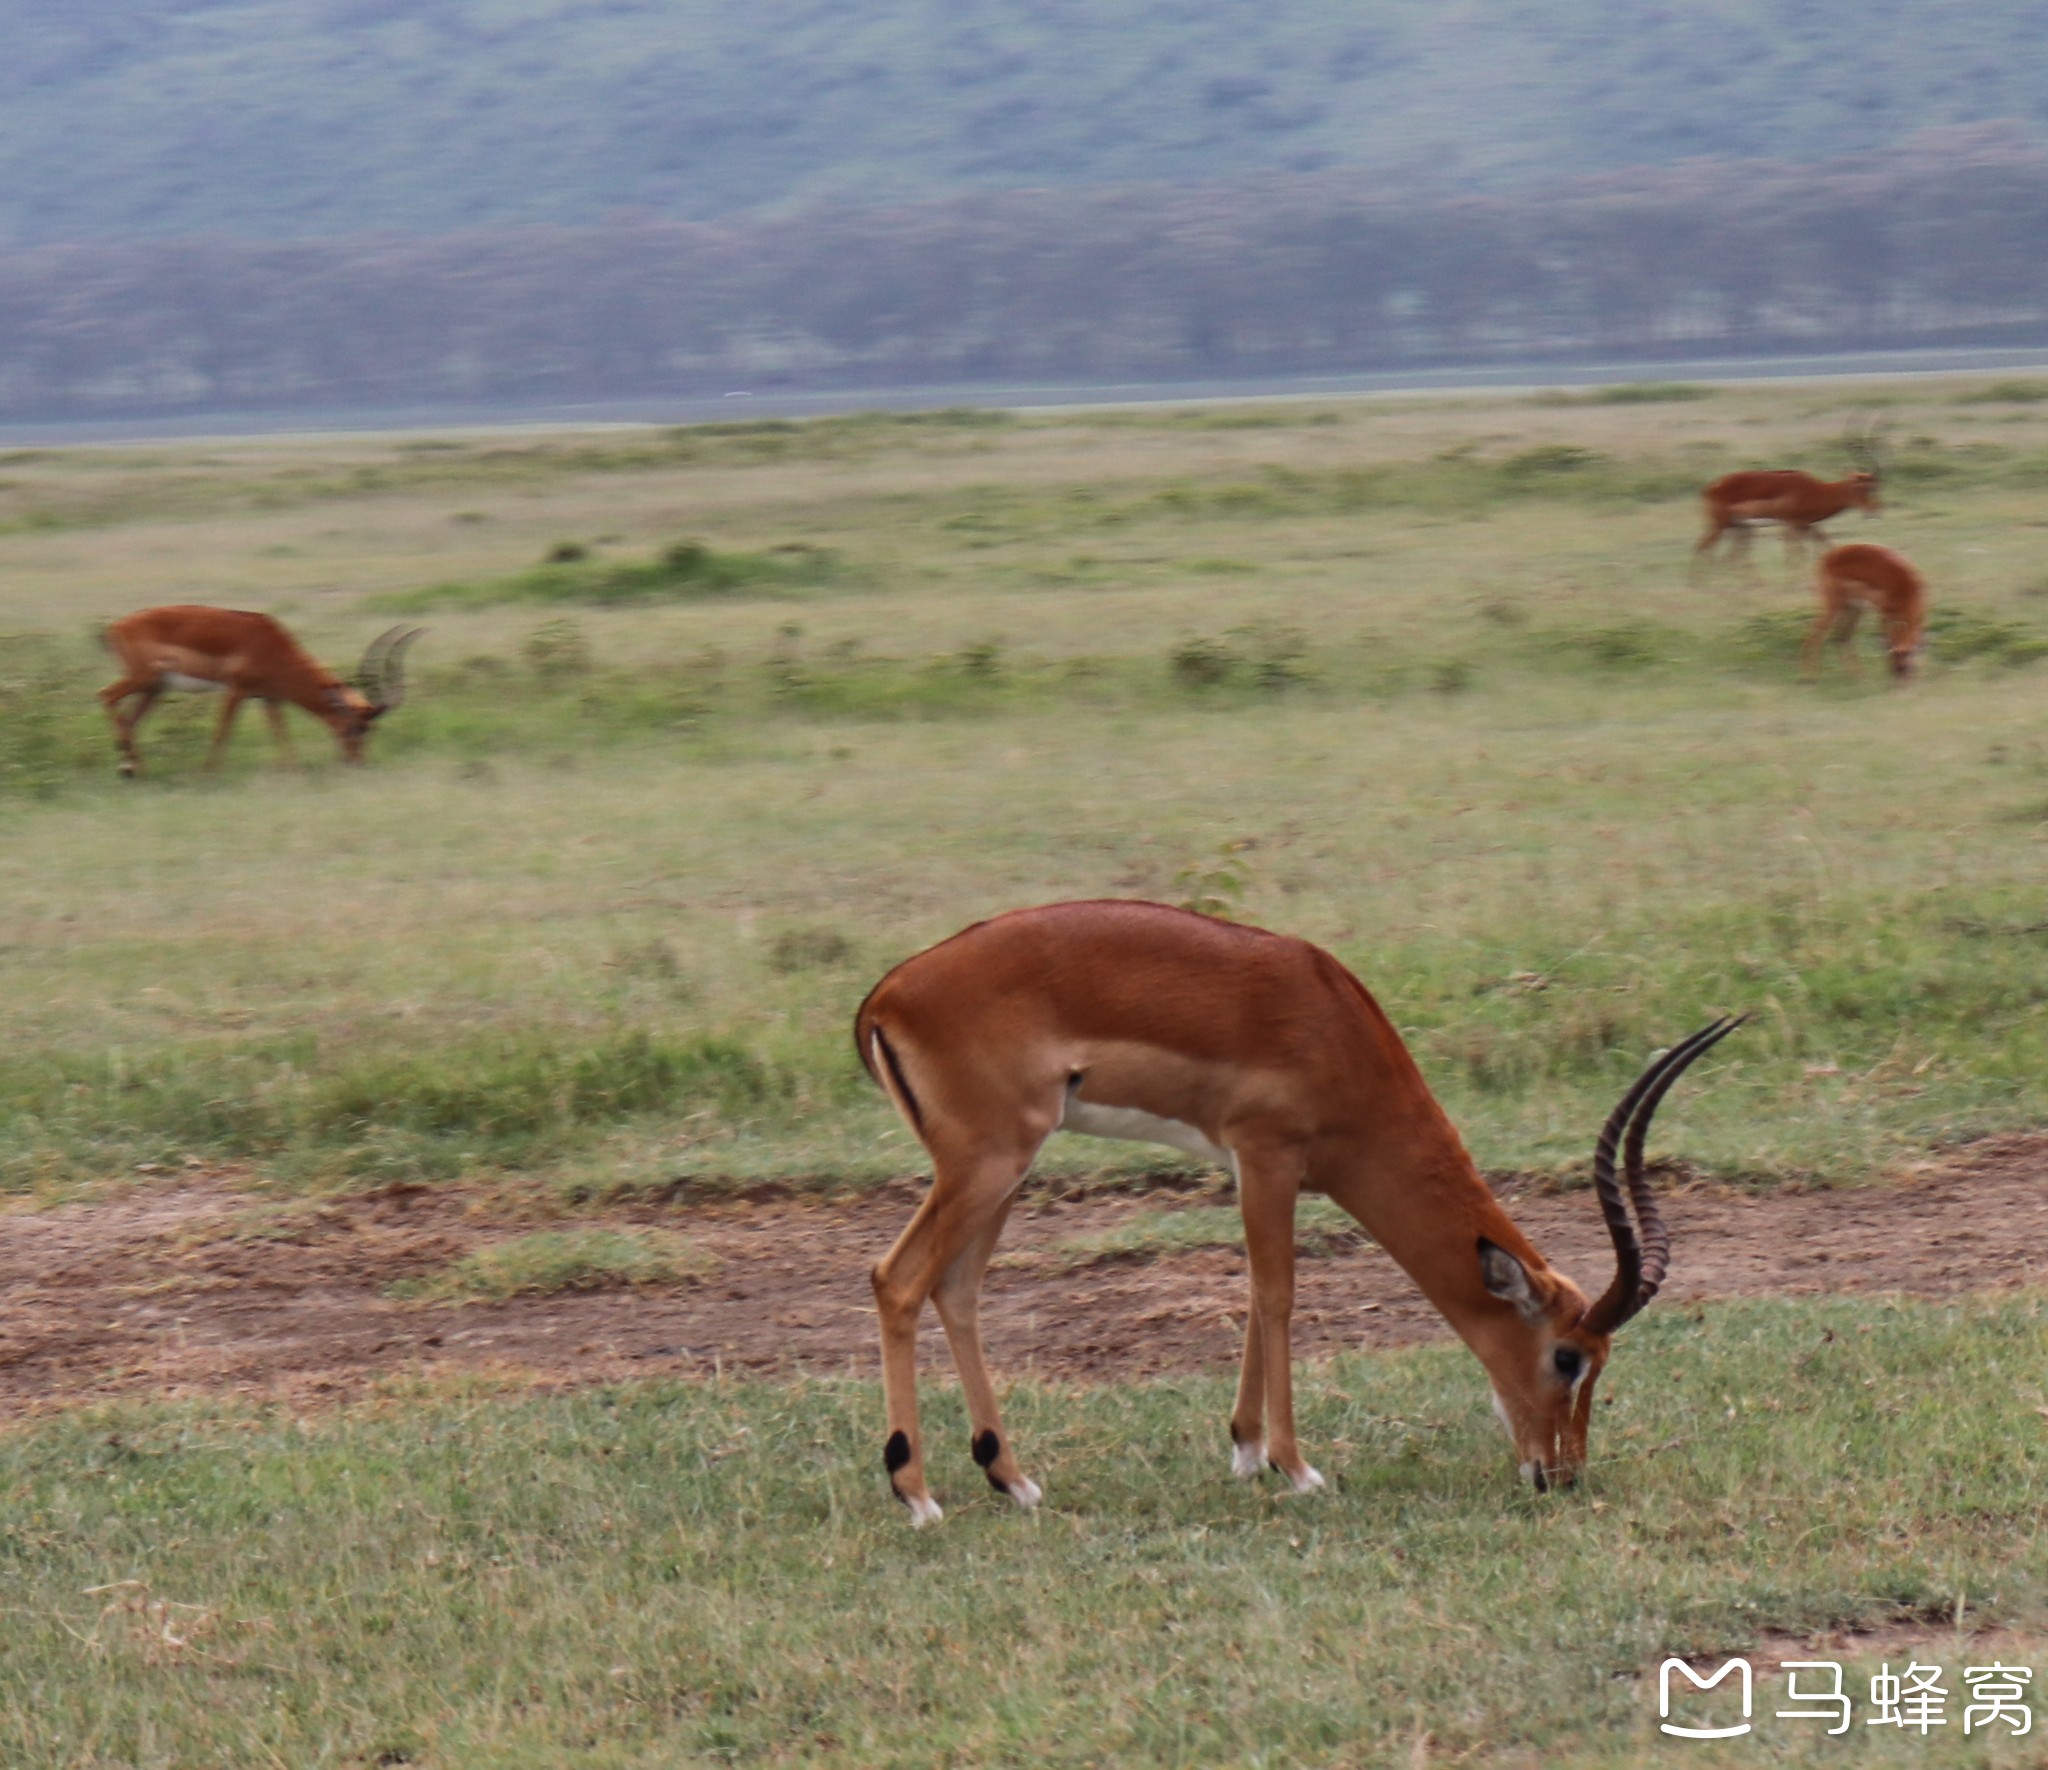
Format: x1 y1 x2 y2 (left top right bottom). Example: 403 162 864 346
0 1136 2041 1410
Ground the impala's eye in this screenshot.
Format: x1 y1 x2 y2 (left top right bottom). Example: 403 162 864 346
1553 1346 1585 1383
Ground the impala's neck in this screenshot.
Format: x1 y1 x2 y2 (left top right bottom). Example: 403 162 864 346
285 663 351 716
1315 1082 1572 1349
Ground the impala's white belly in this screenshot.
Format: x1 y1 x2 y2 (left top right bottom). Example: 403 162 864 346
1056 1090 1230 1166
162 672 223 692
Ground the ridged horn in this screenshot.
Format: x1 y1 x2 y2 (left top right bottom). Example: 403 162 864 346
357 626 425 711
1581 1016 1745 1337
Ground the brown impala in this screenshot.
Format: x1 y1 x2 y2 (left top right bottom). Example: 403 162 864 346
1694 427 1885 574
99 606 423 777
855 899 1740 1524
1805 542 1927 681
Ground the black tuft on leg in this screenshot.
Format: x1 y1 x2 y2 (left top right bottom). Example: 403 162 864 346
971 1428 1007 1491
883 1430 911 1474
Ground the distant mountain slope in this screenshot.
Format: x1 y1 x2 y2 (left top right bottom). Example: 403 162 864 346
5 0 2048 242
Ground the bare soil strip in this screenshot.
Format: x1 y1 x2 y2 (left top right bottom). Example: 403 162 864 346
1 1138 2040 1411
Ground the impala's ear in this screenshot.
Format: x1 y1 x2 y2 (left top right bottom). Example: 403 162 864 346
1478 1238 1546 1323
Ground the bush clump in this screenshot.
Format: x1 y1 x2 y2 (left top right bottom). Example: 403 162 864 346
381 539 844 611
1168 623 1309 692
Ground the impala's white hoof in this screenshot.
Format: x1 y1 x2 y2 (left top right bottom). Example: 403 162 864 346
1287 1464 1326 1496
903 1494 944 1528
1007 1477 1043 1511
1231 1439 1267 1479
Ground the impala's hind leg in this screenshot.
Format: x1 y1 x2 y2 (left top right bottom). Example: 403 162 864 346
872 1132 1044 1524
929 1186 1040 1508
1833 604 1866 676
99 678 162 778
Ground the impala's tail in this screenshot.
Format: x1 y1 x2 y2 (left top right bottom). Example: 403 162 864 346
853 990 925 1134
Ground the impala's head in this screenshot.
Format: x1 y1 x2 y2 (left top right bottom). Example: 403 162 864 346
1887 614 1926 681
1475 1017 1744 1491
1474 1237 1608 1492
1845 470 1882 514
323 626 424 762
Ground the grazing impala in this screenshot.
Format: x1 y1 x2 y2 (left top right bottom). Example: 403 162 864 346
1694 428 1885 574
855 899 1739 1524
99 606 423 777
1804 542 1927 681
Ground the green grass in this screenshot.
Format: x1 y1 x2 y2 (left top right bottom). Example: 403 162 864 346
2 1295 2041 1767
389 1227 717 1302
1956 380 2048 405
3 385 2046 1766
3 382 2048 1198
1027 1197 1365 1269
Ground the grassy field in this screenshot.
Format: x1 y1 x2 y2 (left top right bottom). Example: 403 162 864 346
3 380 2046 1765
3 383 2046 1199
2 1295 2043 1767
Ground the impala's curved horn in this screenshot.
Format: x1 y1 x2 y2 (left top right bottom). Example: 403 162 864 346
358 626 425 712
1581 1016 1745 1338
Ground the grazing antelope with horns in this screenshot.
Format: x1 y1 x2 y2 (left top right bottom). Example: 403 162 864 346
1804 542 1927 682
99 606 424 777
855 899 1741 1524
1694 425 1885 576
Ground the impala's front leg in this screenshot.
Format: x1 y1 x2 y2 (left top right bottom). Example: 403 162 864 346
203 689 248 771
1237 1145 1323 1494
1229 1309 1268 1478
262 700 299 767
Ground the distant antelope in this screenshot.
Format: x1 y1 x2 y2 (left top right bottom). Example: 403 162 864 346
1804 543 1927 681
99 606 423 777
1695 426 1885 575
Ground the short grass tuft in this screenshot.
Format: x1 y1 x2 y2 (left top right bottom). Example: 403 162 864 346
389 1226 717 1301
1029 1197 1366 1269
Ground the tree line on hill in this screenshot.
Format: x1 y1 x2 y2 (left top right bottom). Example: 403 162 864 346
3 140 2046 420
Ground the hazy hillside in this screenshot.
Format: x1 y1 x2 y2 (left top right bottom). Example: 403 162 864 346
6 0 2048 243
